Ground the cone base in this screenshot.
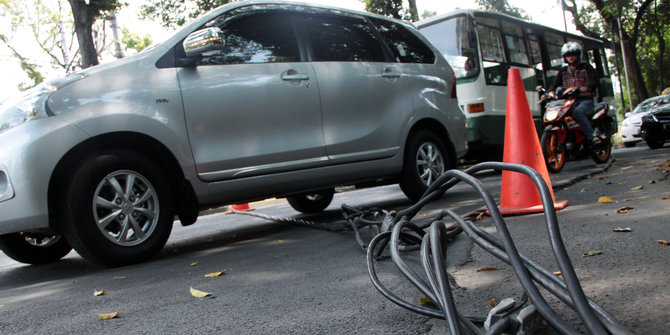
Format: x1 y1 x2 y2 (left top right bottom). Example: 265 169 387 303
497 199 569 216
225 203 255 214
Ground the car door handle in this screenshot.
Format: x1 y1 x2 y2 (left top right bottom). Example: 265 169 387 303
382 67 401 78
281 70 310 81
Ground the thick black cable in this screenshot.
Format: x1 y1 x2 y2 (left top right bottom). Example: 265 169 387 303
365 162 630 334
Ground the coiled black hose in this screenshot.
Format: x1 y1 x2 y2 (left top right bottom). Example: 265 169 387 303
366 162 631 335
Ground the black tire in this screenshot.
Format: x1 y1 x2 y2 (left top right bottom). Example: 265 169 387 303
287 188 335 214
540 130 566 173
399 130 451 201
60 150 174 267
590 124 612 164
0 232 72 264
646 138 665 149
623 142 636 148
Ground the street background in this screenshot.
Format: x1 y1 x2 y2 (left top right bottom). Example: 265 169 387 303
1 145 669 334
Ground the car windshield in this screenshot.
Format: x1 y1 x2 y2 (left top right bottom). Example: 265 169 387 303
632 95 670 114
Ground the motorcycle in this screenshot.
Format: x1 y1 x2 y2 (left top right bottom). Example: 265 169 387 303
539 87 616 173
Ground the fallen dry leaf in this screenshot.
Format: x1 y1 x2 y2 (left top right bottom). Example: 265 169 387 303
621 166 633 170
189 286 212 298
583 250 602 257
613 227 632 232
476 266 499 272
97 311 119 320
598 176 608 180
204 270 226 278
606 181 612 185
658 240 670 246
649 180 656 184
616 206 634 214
553 271 562 276
661 196 670 200
419 297 437 308
93 289 105 296
630 185 644 191
490 299 496 309
598 196 614 203
624 196 651 201
618 182 627 185
190 262 199 267
113 276 126 280
476 212 485 221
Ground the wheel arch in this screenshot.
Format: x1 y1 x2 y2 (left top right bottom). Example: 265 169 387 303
47 132 199 229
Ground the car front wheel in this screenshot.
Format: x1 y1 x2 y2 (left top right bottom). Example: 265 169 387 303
0 232 72 264
60 150 174 267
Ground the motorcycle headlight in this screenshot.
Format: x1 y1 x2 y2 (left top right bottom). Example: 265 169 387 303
545 109 559 121
0 83 57 135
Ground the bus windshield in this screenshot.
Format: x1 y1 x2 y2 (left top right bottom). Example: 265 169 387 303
420 15 479 80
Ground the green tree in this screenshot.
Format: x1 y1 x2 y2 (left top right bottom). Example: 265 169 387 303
122 29 153 55
561 0 669 104
140 0 230 28
475 0 529 19
361 0 419 21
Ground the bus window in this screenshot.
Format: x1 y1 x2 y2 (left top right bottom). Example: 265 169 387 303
477 24 507 84
419 15 479 79
502 21 529 66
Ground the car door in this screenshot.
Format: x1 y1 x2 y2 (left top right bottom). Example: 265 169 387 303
297 11 412 164
177 9 326 182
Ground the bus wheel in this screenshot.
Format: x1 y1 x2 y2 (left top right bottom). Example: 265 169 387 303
287 188 335 213
540 130 565 173
400 130 449 201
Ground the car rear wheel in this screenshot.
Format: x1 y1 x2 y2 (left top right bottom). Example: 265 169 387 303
60 150 174 267
399 130 450 201
287 188 335 214
645 138 665 149
0 232 72 264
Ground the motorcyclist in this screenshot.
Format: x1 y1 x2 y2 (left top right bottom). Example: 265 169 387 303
537 41 600 146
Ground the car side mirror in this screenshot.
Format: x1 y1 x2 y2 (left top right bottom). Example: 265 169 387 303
183 27 225 58
624 112 631 118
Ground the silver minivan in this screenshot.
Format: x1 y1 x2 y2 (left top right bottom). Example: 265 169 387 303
0 1 466 266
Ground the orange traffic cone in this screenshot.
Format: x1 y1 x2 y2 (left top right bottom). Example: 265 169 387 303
498 68 568 215
225 203 255 214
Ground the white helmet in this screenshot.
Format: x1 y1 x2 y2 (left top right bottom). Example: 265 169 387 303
561 41 582 59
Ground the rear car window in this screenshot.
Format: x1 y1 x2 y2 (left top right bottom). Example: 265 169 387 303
301 13 386 62
370 18 435 64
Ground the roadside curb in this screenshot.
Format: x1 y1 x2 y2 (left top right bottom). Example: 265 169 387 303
551 157 615 191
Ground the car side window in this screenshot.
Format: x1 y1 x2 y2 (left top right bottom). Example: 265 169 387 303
198 11 300 66
370 18 435 64
302 13 386 62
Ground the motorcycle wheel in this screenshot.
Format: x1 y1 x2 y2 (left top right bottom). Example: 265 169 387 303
590 124 612 164
540 130 566 173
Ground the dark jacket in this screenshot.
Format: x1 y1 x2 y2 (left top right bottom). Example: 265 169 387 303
549 62 598 99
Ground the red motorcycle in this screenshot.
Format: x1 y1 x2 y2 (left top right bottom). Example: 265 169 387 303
539 87 615 173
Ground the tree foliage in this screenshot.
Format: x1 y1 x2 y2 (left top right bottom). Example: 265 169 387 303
139 0 230 28
475 0 529 19
562 0 669 105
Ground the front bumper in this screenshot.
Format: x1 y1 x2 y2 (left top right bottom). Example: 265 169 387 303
0 116 88 234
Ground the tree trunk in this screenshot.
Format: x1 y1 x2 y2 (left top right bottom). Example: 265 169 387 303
68 0 99 69
407 0 418 21
622 38 648 101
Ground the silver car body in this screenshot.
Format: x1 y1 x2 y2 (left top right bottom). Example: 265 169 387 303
620 94 670 145
0 0 466 236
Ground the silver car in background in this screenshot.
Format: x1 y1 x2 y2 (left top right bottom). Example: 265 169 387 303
620 94 670 147
0 0 466 266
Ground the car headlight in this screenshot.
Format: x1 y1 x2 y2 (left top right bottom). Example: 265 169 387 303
0 83 57 135
544 109 559 121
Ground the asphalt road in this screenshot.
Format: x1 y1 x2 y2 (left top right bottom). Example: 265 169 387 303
1 143 668 334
